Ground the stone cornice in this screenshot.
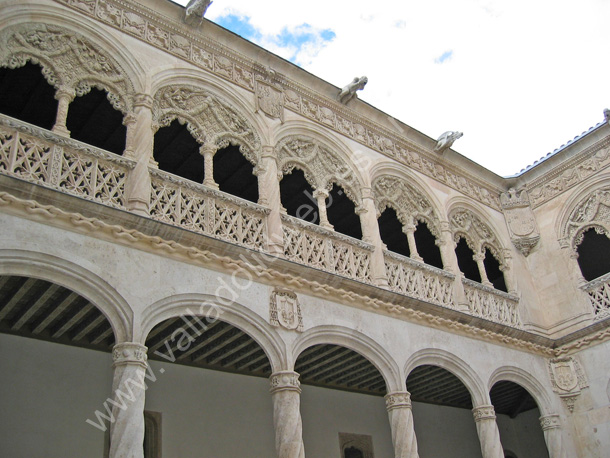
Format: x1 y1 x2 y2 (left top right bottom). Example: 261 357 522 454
0 188 575 357
50 0 503 211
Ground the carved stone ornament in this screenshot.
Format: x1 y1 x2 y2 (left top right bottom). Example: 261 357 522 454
449 207 504 264
255 81 284 122
472 405 496 422
0 23 134 113
561 186 610 248
548 356 588 412
184 0 213 26
338 76 368 105
153 85 260 164
269 370 301 393
539 414 561 431
500 188 540 256
434 131 463 153
338 432 374 458
270 288 303 332
112 342 148 367
384 391 412 411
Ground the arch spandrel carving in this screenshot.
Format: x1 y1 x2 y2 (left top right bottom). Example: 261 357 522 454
276 135 362 204
449 207 504 263
563 185 610 249
0 23 134 113
372 175 440 237
152 85 261 164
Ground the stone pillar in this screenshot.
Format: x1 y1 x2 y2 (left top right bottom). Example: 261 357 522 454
313 188 333 230
257 146 284 255
568 251 587 287
201 143 218 189
500 249 516 295
473 253 493 287
109 342 148 458
124 94 154 215
472 405 504 458
52 85 74 137
539 414 565 458
403 223 423 263
359 188 388 286
439 222 469 311
269 371 305 458
385 391 419 458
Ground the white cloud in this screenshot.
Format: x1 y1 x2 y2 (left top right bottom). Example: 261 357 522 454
171 0 610 176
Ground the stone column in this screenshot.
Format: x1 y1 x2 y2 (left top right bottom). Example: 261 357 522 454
269 371 305 458
52 85 74 137
539 414 565 458
439 222 468 309
403 223 423 263
385 391 419 458
473 253 493 287
359 188 388 286
472 405 504 458
256 146 284 255
500 250 516 295
313 188 333 230
124 94 154 215
109 342 148 458
201 143 218 189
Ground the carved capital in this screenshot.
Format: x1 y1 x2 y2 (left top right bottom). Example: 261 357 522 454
200 143 217 156
385 391 412 411
312 188 329 199
270 371 301 394
55 85 75 102
112 342 148 368
472 405 496 422
134 93 154 109
539 414 561 431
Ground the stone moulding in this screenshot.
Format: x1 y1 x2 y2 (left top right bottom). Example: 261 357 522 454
0 189 566 357
50 0 503 211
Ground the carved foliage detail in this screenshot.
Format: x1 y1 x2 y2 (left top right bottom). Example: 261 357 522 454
563 186 610 248
152 85 260 164
0 23 133 112
449 207 504 263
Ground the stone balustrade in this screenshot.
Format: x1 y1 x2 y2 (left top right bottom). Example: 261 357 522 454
462 278 522 328
582 271 610 321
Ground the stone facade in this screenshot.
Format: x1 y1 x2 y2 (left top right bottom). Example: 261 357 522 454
0 0 609 457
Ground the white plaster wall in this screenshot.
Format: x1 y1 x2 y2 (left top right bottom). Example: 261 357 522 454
0 333 113 458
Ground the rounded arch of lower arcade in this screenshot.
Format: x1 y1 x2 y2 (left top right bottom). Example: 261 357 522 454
0 248 131 343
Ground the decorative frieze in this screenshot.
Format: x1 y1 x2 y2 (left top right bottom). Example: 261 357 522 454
500 188 540 256
270 289 303 332
548 356 588 412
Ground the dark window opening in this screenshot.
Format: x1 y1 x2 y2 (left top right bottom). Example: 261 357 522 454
213 144 258 203
414 221 443 268
455 237 481 282
280 168 319 224
326 183 362 240
378 207 410 257
577 228 610 281
0 62 57 130
153 119 204 183
344 447 365 458
143 411 162 458
66 87 126 155
483 248 507 292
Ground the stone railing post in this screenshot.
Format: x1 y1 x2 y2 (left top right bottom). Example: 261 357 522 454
359 187 388 286
313 188 333 230
109 342 148 458
256 146 284 255
539 414 565 458
124 94 154 215
269 371 305 458
385 391 419 458
201 143 219 189
472 405 504 458
52 85 75 137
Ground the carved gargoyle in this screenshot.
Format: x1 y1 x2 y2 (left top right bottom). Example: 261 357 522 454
338 76 368 105
434 131 463 153
184 0 213 26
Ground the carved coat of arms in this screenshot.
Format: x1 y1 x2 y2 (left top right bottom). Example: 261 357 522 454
550 358 578 392
500 188 540 256
270 289 303 331
255 81 284 122
548 356 588 412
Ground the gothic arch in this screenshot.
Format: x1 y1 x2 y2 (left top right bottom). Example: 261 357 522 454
291 325 402 392
139 293 285 373
488 366 555 416
404 348 488 407
0 17 139 114
151 83 261 165
0 249 131 343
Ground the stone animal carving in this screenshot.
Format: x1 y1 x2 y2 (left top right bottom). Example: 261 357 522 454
184 0 213 26
604 108 610 125
338 76 368 105
434 131 463 153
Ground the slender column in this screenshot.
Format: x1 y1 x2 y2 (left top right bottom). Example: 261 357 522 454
473 253 493 287
385 391 419 458
313 188 333 230
472 405 504 458
568 251 587 287
124 94 154 215
52 85 74 137
256 146 284 255
539 414 565 458
359 188 388 286
500 249 516 295
403 223 423 263
109 342 148 458
201 143 218 189
269 371 305 458
439 222 469 310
